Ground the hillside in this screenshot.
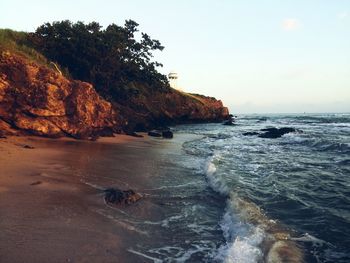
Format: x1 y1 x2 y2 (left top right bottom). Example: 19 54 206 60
0 25 229 138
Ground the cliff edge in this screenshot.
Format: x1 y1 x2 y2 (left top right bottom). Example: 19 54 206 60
0 51 117 138
114 85 229 131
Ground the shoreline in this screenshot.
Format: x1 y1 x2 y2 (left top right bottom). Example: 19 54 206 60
0 134 171 263
2 116 347 262
1 127 311 262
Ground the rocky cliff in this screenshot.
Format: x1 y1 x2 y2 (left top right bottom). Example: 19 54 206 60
0 50 229 138
114 87 230 131
0 51 117 138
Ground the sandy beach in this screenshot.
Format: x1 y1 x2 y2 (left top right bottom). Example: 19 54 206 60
0 134 175 263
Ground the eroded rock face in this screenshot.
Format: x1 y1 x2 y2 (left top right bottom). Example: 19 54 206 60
0 51 117 138
118 90 230 131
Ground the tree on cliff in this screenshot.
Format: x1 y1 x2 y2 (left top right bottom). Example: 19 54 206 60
28 20 169 100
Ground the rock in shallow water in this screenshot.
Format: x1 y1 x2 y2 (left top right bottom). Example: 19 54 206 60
148 130 162 137
243 132 260 136
242 127 300 138
258 127 298 138
104 188 142 205
162 130 173 139
148 129 174 139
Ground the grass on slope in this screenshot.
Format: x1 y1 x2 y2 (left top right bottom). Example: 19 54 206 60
178 90 206 105
0 29 68 76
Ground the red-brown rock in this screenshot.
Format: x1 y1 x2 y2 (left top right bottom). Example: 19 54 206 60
0 51 117 138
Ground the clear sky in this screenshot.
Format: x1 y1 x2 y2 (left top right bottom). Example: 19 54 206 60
1 0 349 113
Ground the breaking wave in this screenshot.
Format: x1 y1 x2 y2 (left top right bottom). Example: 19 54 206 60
204 153 304 263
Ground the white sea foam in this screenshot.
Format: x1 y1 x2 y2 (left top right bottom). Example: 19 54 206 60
143 214 183 228
93 208 149 235
204 154 229 195
144 181 198 191
147 242 215 263
215 197 265 263
203 154 265 263
80 180 105 190
172 244 209 262
283 133 308 143
128 248 163 263
222 229 264 263
187 222 216 235
291 233 326 245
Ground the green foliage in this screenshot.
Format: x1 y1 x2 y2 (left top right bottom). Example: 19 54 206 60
0 29 27 47
0 29 64 73
28 20 169 100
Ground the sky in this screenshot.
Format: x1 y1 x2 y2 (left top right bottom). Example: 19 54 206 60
1 0 349 113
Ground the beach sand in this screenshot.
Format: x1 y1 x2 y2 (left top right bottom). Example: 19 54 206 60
0 134 174 263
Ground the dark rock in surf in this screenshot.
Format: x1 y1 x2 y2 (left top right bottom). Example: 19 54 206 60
104 188 142 205
123 189 142 204
258 127 297 138
104 188 124 203
148 130 162 137
162 130 173 139
104 188 123 203
223 120 235 126
148 129 173 139
223 115 237 126
243 132 259 136
243 127 301 138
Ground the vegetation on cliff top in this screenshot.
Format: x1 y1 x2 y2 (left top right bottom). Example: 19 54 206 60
28 20 169 101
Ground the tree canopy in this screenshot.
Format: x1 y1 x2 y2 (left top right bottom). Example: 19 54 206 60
28 20 169 100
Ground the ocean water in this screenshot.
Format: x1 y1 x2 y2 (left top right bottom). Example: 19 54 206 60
190 113 350 263
123 113 350 263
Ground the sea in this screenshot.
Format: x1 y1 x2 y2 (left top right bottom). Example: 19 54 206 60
92 113 350 263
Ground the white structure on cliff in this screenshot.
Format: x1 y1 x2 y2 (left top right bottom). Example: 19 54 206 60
168 71 180 90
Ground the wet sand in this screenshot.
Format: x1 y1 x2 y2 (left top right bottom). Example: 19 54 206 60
0 135 172 263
